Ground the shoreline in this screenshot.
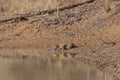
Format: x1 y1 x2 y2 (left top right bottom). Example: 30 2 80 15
0 0 120 80
0 48 119 80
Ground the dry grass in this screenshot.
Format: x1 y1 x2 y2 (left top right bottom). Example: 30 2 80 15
0 0 80 15
0 0 59 14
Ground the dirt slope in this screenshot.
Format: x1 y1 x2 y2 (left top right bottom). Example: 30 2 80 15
0 0 120 79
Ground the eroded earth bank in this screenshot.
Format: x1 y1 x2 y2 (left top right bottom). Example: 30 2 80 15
0 0 120 79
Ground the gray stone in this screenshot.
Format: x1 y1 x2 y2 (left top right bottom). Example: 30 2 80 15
63 43 76 50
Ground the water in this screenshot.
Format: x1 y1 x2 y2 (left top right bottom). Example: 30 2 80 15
0 57 114 80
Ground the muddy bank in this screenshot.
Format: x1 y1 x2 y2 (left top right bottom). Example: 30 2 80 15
0 0 120 80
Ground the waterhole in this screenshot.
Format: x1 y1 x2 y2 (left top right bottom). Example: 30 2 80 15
0 57 114 80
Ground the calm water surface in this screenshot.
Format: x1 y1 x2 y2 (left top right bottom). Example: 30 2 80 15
0 57 114 80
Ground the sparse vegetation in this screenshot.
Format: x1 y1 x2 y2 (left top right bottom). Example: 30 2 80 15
0 0 59 14
0 0 120 80
104 0 120 12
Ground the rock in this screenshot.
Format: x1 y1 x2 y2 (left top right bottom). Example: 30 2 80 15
62 43 77 50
